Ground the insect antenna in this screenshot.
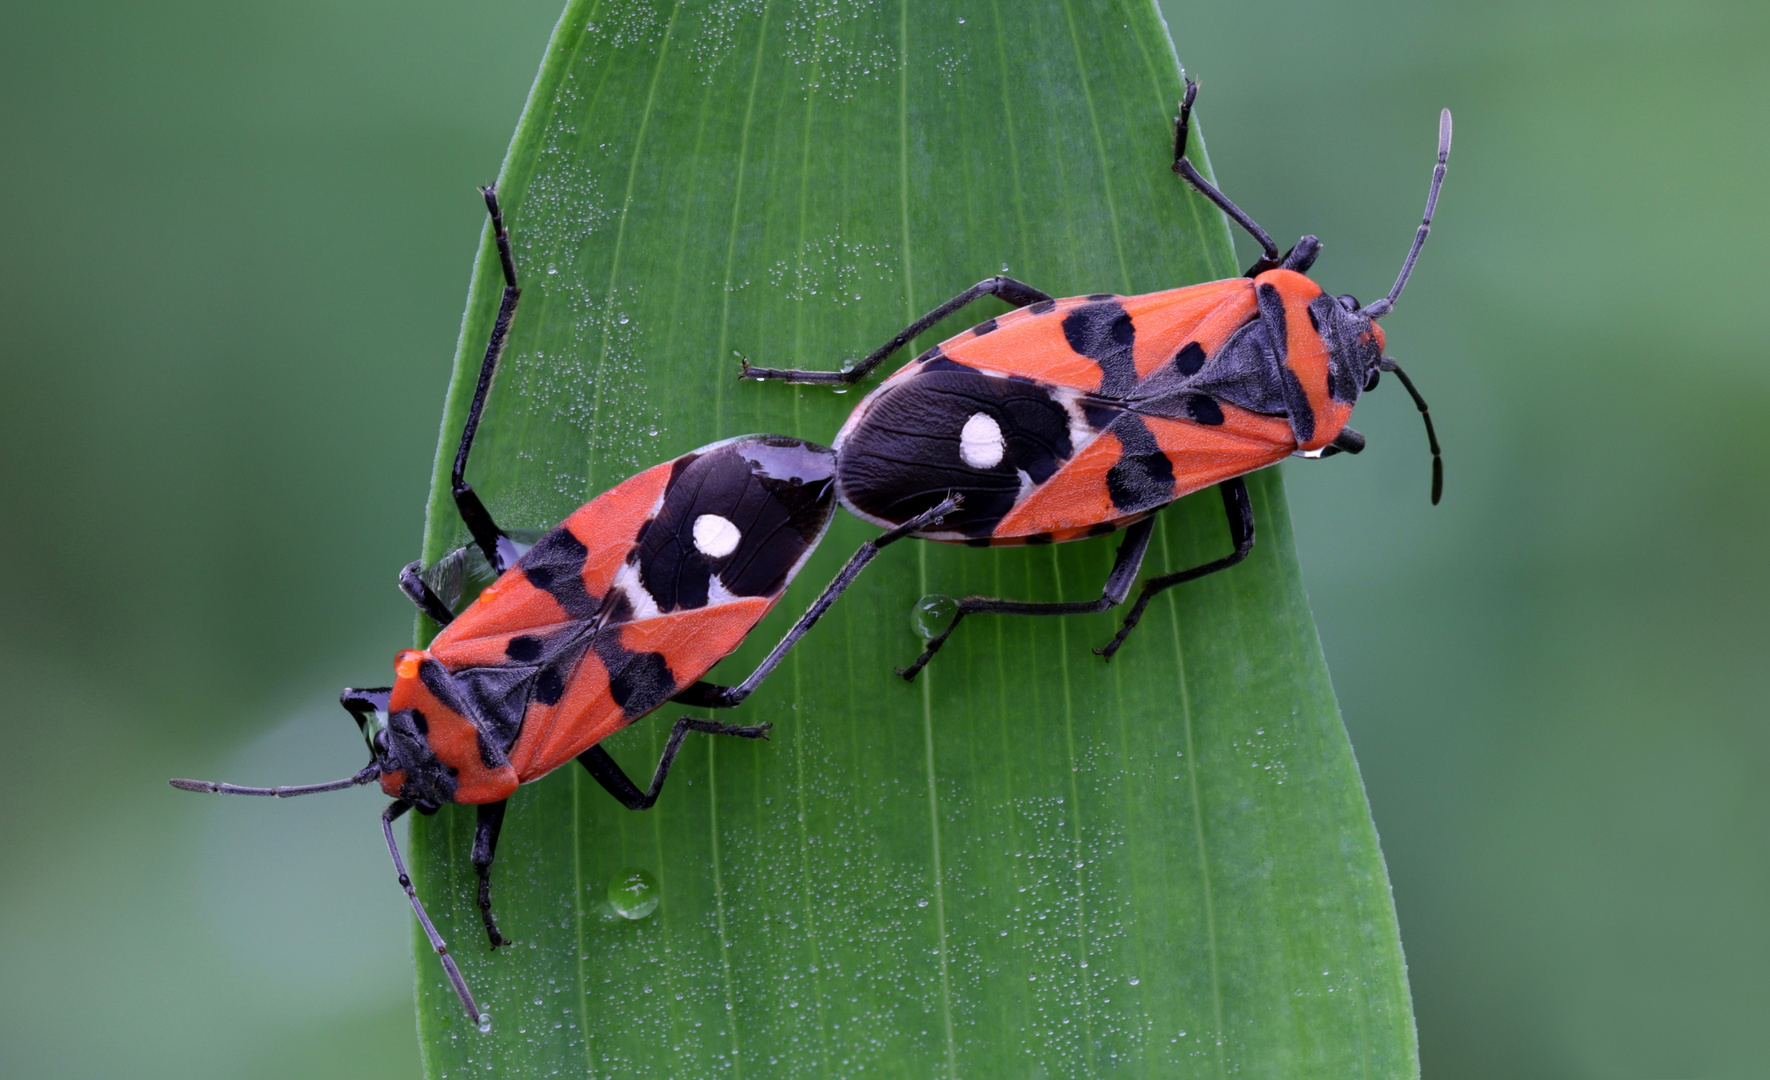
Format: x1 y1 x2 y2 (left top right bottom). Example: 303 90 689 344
169 763 380 797
384 800 486 1027
1380 359 1443 504
1363 108 1452 320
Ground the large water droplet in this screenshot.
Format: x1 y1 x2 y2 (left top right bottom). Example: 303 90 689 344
477 1012 493 1033
608 867 660 919
912 594 958 640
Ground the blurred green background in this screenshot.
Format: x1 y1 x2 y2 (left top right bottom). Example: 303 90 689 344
0 0 1762 1077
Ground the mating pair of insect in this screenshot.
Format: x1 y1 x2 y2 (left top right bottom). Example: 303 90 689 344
174 84 1451 1024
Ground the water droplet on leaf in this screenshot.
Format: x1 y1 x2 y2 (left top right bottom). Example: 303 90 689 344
912 594 958 640
608 867 660 919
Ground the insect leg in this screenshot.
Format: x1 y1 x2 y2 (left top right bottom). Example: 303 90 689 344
450 186 524 575
383 800 483 1023
676 495 964 707
1171 79 1295 276
577 718 772 811
1095 477 1256 659
739 277 1054 385
895 516 1157 682
399 561 457 627
471 800 510 948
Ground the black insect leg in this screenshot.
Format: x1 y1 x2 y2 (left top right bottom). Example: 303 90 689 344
740 277 1054 385
672 495 964 708
471 800 510 948
451 186 524 575
577 718 772 811
399 561 457 627
382 800 482 1023
1095 477 1256 660
896 516 1157 682
1171 81 1321 277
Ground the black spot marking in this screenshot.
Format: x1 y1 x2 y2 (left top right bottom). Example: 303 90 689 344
599 588 635 626
1083 400 1123 432
594 634 676 720
1061 300 1137 396
1184 394 1225 426
922 357 971 374
635 441 836 611
1026 532 1054 545
505 635 542 662
836 366 1074 537
965 536 993 548
1105 415 1176 514
972 317 998 337
520 527 598 620
446 766 458 777
1086 293 1115 302
534 664 566 707
410 709 429 736
915 346 944 364
668 453 701 482
1256 284 1289 362
1281 366 1315 445
1088 521 1118 537
1028 299 1056 315
1173 341 1207 376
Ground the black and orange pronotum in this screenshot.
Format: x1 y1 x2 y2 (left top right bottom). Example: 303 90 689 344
171 189 957 1025
742 80 1450 676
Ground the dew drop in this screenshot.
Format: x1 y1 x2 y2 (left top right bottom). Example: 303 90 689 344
608 867 660 919
477 1012 493 1033
912 594 958 640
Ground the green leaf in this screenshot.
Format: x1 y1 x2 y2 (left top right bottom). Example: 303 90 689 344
409 1 1416 1075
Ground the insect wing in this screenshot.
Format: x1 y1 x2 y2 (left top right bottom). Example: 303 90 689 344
503 599 774 781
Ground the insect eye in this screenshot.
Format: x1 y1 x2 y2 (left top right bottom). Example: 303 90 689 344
1337 294 1361 312
1364 368 1381 392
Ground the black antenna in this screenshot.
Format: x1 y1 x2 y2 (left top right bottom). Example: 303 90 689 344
169 764 380 797
1363 108 1452 320
1382 359 1442 504
384 800 486 1027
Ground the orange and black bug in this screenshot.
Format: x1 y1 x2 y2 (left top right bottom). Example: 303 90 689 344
171 188 957 1025
742 81 1450 676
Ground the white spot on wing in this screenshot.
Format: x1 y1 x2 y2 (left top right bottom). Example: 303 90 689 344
960 412 1005 469
608 561 661 622
693 513 742 558
1051 385 1104 456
